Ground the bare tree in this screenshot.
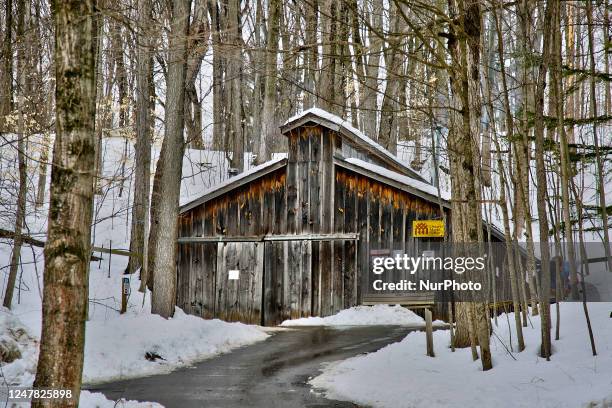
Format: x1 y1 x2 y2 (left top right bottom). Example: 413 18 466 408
533 0 556 360
2 0 28 310
208 0 225 150
128 0 154 278
585 0 612 273
446 0 492 371
32 0 97 404
256 0 280 163
0 0 12 129
150 0 191 318
225 0 244 171
184 0 209 149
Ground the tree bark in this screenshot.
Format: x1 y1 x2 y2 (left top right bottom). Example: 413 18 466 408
516 0 539 316
378 1 401 154
184 0 208 149
491 2 525 349
318 0 340 115
146 137 166 292
585 0 612 273
361 0 383 138
2 126 26 310
0 0 13 130
533 0 556 360
256 0 280 164
150 0 191 318
550 0 579 301
3 0 27 309
32 0 97 404
446 0 492 371
128 0 153 278
208 0 224 150
224 0 243 171
303 0 318 109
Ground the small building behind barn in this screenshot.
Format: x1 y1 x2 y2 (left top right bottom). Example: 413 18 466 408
176 108 506 325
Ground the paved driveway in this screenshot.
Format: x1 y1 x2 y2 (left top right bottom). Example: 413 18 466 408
88 325 421 408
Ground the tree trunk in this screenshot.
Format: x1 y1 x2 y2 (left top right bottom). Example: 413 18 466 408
146 137 166 292
0 0 13 131
516 0 539 316
111 18 129 196
128 0 153 278
251 0 263 155
585 0 612 273
208 0 224 150
3 0 27 309
361 0 382 138
225 0 243 171
32 0 97 404
491 1 526 349
318 0 340 115
446 0 492 371
303 0 318 109
256 0 280 164
378 1 401 154
184 0 208 149
550 0 579 300
533 0 556 360
2 123 25 309
150 0 191 319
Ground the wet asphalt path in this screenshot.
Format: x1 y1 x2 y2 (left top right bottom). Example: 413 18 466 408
87 325 419 408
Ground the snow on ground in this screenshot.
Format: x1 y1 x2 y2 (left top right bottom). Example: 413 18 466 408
310 302 612 408
79 391 163 408
281 305 446 327
83 304 268 384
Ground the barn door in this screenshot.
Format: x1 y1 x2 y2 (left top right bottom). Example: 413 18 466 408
263 240 312 326
214 241 264 324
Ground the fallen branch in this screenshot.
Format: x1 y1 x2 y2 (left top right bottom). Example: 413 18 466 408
1 228 103 261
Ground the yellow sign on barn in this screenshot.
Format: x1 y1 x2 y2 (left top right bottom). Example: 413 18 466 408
412 220 445 238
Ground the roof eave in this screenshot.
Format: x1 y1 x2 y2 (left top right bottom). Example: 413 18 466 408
334 157 451 209
179 158 288 214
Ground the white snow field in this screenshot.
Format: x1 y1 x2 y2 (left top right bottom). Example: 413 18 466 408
281 304 447 327
310 301 612 408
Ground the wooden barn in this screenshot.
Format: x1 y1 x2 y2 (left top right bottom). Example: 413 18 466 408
176 108 505 325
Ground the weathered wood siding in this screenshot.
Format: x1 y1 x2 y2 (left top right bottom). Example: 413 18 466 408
333 167 448 314
177 168 286 324
177 123 477 325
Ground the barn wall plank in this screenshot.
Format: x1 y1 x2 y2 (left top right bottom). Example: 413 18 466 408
344 177 357 308
333 171 345 314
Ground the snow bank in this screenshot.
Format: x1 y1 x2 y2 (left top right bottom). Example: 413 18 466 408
80 391 163 408
83 308 268 384
0 310 39 387
311 302 612 408
281 305 427 326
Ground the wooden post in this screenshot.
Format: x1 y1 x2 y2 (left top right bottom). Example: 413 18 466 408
425 307 434 357
121 276 130 314
108 240 112 278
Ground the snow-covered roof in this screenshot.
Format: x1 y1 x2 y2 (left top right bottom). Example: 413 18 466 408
337 157 451 206
282 108 426 182
179 157 287 214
